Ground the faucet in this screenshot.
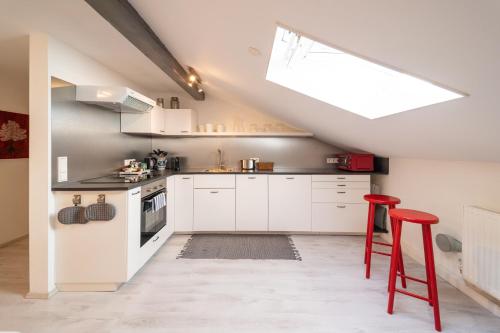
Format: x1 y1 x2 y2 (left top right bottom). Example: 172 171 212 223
217 148 224 170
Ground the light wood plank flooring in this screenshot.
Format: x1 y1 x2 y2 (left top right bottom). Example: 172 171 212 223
0 235 499 332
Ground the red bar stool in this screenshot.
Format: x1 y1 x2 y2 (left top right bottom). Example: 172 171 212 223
387 208 441 331
363 194 406 288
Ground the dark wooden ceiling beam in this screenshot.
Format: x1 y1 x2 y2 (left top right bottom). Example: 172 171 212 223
85 0 205 100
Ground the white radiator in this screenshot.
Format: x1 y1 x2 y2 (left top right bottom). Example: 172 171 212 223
463 206 500 303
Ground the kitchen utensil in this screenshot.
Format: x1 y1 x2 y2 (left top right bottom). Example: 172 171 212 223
198 124 206 132
156 98 164 108
256 162 274 171
240 159 256 170
170 97 179 109
205 123 214 132
85 194 116 221
216 124 226 132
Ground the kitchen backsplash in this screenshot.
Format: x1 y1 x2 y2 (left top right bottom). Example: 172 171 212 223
51 86 151 182
151 137 342 169
51 86 343 182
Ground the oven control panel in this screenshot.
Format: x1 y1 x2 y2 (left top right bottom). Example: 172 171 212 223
141 179 166 198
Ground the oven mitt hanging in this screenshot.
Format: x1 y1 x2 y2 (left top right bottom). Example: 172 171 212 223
58 206 88 224
85 203 116 221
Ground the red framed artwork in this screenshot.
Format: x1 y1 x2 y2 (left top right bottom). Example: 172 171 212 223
0 110 29 159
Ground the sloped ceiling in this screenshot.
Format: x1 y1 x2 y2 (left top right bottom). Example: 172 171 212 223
1 0 499 161
129 0 500 162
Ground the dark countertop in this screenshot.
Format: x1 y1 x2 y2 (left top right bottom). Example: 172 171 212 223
52 168 385 191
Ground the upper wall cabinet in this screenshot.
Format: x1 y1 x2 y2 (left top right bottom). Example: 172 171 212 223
121 108 197 135
121 105 166 135
164 109 198 135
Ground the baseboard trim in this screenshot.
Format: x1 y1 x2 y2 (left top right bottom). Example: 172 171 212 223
56 283 122 292
0 234 28 248
174 231 377 236
25 287 57 299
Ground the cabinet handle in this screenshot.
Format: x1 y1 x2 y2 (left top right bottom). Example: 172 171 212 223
181 130 189 133
337 184 346 187
337 177 346 180
337 205 346 208
160 130 165 133
286 177 295 180
182 177 191 180
210 191 219 194
337 191 346 194
248 176 256 179
152 235 160 242
131 190 140 195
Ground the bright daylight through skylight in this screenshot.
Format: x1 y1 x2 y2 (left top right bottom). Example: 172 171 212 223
266 26 465 119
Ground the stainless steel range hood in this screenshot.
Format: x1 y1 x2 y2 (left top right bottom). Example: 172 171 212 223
76 86 155 113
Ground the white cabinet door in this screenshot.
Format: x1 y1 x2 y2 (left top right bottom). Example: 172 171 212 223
164 109 197 134
121 106 165 134
236 175 268 231
194 189 235 231
174 175 194 232
312 203 367 232
166 175 175 237
126 188 142 279
268 175 311 231
150 106 166 134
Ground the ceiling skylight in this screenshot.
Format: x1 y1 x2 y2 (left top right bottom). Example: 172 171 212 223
266 26 465 119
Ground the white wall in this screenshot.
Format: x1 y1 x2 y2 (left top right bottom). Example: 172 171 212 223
28 34 152 298
373 158 500 316
0 68 29 245
152 90 300 132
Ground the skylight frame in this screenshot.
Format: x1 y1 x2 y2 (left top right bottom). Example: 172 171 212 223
265 24 466 119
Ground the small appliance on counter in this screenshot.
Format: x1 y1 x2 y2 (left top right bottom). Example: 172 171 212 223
334 153 374 171
170 156 184 171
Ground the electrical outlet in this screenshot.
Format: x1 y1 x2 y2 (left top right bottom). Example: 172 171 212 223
326 157 336 164
57 156 68 182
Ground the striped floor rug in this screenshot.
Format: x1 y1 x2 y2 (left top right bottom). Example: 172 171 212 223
177 234 301 260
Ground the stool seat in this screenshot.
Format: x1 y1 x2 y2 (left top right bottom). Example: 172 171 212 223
364 194 401 205
389 209 439 225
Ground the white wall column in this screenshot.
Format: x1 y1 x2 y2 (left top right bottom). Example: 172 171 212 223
27 33 55 298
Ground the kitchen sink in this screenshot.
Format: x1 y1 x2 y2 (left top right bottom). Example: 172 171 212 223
203 167 234 173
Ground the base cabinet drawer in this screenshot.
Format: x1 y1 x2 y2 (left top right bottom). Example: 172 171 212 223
312 188 368 203
194 189 235 231
194 175 235 188
312 203 368 232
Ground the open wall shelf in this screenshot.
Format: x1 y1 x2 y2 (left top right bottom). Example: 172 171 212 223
160 131 314 138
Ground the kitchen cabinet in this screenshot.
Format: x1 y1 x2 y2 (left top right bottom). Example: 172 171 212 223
194 174 235 188
121 105 166 134
194 188 235 231
164 109 197 134
54 186 171 292
311 176 370 232
312 203 367 232
268 175 312 231
174 175 194 232
236 175 268 231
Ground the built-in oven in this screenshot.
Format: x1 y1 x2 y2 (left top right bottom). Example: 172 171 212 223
140 179 167 247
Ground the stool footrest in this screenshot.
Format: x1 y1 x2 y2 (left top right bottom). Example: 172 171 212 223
395 288 432 303
372 241 392 247
397 273 428 285
372 250 391 257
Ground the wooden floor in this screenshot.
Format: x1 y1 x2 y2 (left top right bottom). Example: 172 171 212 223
0 235 499 333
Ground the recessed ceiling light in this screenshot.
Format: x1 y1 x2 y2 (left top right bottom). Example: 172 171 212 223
248 46 261 56
265 26 466 119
